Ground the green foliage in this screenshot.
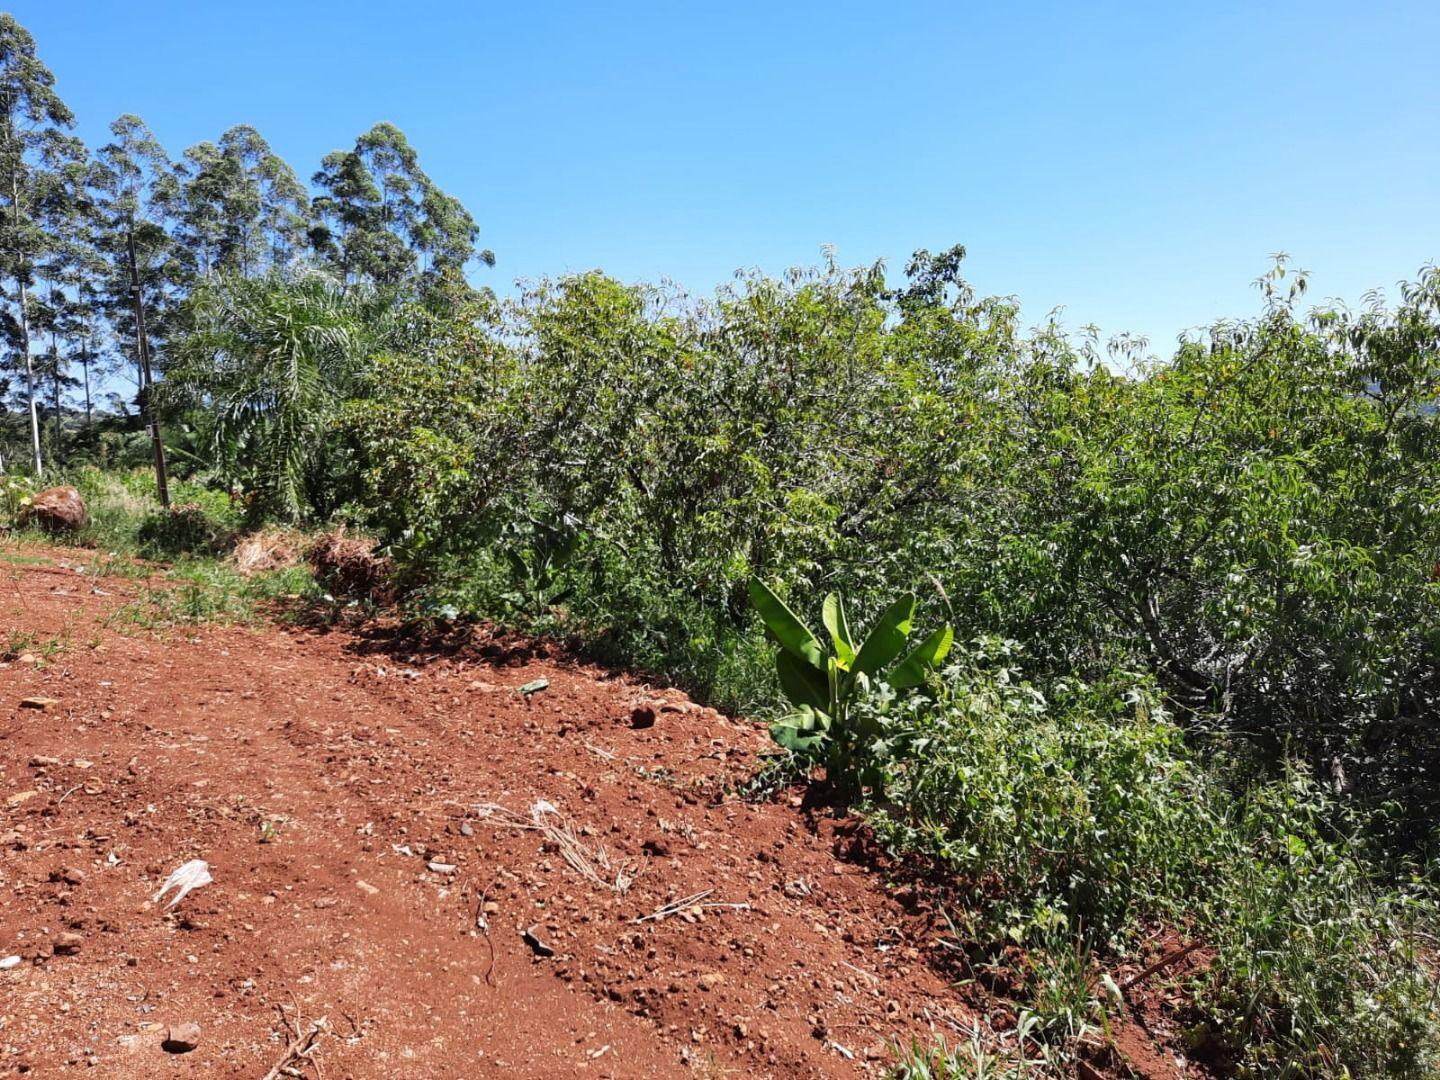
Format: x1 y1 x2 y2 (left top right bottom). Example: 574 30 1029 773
749 577 952 798
869 646 1439 1076
1197 777 1440 1078
164 270 395 521
108 557 317 630
869 641 1209 946
891 1015 1055 1079
136 501 232 558
0 471 39 527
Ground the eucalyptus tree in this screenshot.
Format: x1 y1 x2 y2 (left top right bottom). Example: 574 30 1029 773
310 122 490 291
177 124 308 281
0 13 74 475
30 131 94 460
91 114 181 503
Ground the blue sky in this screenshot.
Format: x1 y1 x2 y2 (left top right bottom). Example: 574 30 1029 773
15 1 1440 352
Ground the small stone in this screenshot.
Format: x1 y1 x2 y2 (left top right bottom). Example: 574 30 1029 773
54 932 83 955
50 867 85 886
18 697 60 711
427 861 457 875
28 756 61 768
522 927 555 957
313 897 338 909
162 1022 201 1053
483 901 500 915
459 822 474 837
0 955 21 970
355 880 379 895
697 971 724 991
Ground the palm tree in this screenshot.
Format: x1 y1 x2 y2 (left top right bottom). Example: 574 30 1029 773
165 269 386 520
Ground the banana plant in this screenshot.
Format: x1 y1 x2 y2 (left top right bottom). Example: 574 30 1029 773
749 577 954 799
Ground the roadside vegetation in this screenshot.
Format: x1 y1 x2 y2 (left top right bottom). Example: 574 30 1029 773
1 12 1436 1077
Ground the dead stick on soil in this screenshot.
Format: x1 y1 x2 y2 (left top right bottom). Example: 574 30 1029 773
260 1015 328 1080
474 878 498 988
1120 940 1204 993
633 888 714 923
55 784 83 806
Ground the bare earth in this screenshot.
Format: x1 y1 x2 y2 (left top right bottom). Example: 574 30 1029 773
0 542 1193 1078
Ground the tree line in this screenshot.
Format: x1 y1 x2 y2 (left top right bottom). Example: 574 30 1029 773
0 13 490 481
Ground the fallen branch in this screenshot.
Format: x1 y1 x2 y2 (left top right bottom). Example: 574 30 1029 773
260 1014 328 1080
1120 939 1204 993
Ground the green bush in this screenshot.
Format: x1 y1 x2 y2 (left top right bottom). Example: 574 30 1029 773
1198 778 1440 1078
136 502 234 558
868 640 1213 947
343 255 1440 832
866 644 1439 1076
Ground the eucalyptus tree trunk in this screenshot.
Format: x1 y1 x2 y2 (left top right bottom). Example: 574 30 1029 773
10 168 42 476
126 228 169 507
81 333 92 427
49 325 61 464
17 276 41 475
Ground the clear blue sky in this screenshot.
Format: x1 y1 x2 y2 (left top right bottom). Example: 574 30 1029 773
14 1 1440 352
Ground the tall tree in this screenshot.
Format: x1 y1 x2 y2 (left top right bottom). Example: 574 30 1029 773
31 131 91 462
91 114 179 504
176 124 308 281
310 122 490 291
0 14 74 475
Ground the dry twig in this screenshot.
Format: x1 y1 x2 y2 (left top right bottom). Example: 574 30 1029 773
1120 939 1204 992
261 1002 328 1080
632 888 751 924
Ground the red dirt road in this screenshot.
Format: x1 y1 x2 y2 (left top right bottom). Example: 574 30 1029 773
2 544 983 1078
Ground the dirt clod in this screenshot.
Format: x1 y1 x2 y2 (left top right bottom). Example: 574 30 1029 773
162 1022 201 1053
21 486 87 533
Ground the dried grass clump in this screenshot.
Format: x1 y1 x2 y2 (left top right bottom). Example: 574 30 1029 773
307 527 395 603
230 527 307 577
473 800 641 894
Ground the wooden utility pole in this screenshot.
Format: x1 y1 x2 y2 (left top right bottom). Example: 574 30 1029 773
127 229 169 507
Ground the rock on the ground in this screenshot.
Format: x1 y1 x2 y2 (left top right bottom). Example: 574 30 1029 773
22 486 87 533
53 932 83 955
162 1022 201 1053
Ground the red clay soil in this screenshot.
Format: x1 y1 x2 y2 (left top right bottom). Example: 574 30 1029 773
0 542 1201 1078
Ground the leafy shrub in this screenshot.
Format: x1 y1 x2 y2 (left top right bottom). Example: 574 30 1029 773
1196 777 1440 1078
344 255 1440 830
0 472 39 529
137 502 233 558
867 643 1439 1076
868 640 1212 946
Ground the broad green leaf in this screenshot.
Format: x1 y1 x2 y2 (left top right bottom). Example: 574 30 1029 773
821 593 856 667
887 623 955 689
852 593 917 678
770 706 830 754
776 649 829 712
748 577 823 667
